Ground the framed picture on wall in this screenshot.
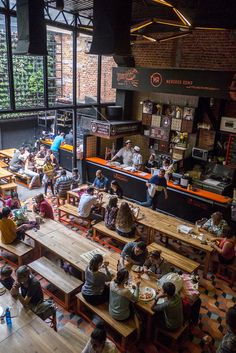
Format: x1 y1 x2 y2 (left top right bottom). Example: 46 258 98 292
162 104 176 118
143 100 153 114
183 107 195 120
155 103 163 116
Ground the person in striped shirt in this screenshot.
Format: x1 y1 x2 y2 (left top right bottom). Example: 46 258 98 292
54 169 73 198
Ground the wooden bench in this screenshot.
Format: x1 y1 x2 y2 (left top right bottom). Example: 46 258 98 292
93 221 141 252
76 292 137 352
59 322 89 351
12 171 31 187
147 243 200 274
58 203 92 230
0 240 33 266
155 322 189 353
28 257 83 310
0 182 17 197
0 160 8 168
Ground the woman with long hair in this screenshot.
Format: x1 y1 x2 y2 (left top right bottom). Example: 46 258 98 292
109 268 140 321
81 254 112 305
115 202 136 238
104 196 119 230
109 180 123 199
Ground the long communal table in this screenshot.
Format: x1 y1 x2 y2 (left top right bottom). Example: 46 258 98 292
0 167 13 183
0 291 80 353
67 188 214 277
0 148 15 163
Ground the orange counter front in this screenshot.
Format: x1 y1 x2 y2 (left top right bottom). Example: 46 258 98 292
85 156 232 223
41 139 73 152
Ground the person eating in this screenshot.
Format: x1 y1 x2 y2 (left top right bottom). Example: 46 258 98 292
118 241 148 269
93 170 109 191
202 211 228 237
143 250 171 279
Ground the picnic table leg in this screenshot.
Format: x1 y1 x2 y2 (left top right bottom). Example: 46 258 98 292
67 193 70 204
65 294 70 310
203 252 211 278
18 256 23 266
146 314 152 340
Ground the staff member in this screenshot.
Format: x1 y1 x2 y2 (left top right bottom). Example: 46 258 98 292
65 129 73 146
132 146 142 170
50 132 65 160
140 169 168 210
111 140 133 166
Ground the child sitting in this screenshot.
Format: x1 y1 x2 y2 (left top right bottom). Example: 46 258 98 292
0 265 14 290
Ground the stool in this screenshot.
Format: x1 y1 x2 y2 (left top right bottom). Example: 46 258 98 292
0 182 17 197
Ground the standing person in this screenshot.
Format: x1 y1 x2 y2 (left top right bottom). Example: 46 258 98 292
47 149 59 169
151 282 183 331
82 323 120 353
115 202 136 238
140 169 168 210
132 146 143 170
65 129 73 146
109 180 123 199
216 305 236 353
81 254 112 305
50 132 65 160
11 265 43 308
93 170 109 191
144 154 158 172
104 196 119 230
118 241 148 269
43 156 55 196
33 194 54 220
71 168 80 189
202 212 228 237
111 140 133 166
24 153 40 189
54 169 73 198
109 268 140 321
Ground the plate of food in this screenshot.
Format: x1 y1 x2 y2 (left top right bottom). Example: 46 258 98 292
139 287 156 302
131 265 143 273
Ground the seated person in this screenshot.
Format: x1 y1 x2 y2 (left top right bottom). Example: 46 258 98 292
4 192 21 210
115 202 136 238
82 323 120 353
81 254 112 305
36 145 46 159
0 207 26 244
202 211 227 237
144 153 158 172
210 226 235 265
71 168 80 190
9 147 25 172
109 180 123 199
143 250 171 279
0 265 14 290
109 268 140 321
54 169 73 198
33 194 54 220
93 170 109 191
119 241 148 269
78 186 101 220
11 265 43 308
104 196 119 230
24 153 40 189
217 304 236 353
151 282 183 331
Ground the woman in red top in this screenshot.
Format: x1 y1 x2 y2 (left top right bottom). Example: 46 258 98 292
210 226 235 265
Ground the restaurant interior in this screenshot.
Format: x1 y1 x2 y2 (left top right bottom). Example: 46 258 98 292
0 1 236 353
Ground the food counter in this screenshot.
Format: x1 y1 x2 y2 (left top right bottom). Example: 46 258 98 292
41 139 73 171
85 157 233 225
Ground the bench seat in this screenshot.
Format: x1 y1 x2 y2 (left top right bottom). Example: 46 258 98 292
93 221 140 252
0 182 17 196
59 322 89 351
76 292 137 351
0 240 33 266
29 257 83 309
58 204 91 229
147 243 200 274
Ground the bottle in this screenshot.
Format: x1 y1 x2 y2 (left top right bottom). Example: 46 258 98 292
5 307 12 326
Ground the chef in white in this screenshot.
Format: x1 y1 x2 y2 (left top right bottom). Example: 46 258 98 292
111 140 133 166
132 146 143 170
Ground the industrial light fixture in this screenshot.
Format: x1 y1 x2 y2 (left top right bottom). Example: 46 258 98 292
130 20 153 33
152 0 173 8
153 18 189 29
173 8 191 27
56 0 64 10
159 31 192 42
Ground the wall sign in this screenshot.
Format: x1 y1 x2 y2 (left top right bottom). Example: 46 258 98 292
112 67 236 101
90 120 141 138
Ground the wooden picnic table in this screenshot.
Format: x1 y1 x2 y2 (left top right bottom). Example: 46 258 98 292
67 188 214 277
0 148 16 163
0 167 13 183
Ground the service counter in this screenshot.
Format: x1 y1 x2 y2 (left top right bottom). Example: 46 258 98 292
85 157 233 225
41 140 73 171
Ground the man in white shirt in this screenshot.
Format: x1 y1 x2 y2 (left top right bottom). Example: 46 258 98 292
78 186 101 220
132 146 142 170
111 140 133 166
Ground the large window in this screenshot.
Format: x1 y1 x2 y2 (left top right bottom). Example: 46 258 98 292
77 34 98 104
11 17 44 108
0 14 10 110
47 26 73 106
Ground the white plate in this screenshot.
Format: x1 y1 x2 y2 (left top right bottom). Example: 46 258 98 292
139 287 156 302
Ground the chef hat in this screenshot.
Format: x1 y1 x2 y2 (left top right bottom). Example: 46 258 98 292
125 139 131 144
134 146 140 152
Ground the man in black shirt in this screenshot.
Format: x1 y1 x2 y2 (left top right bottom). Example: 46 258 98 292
140 169 168 210
11 265 43 307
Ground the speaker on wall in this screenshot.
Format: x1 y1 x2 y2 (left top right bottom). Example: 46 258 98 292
89 0 132 56
15 0 47 55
